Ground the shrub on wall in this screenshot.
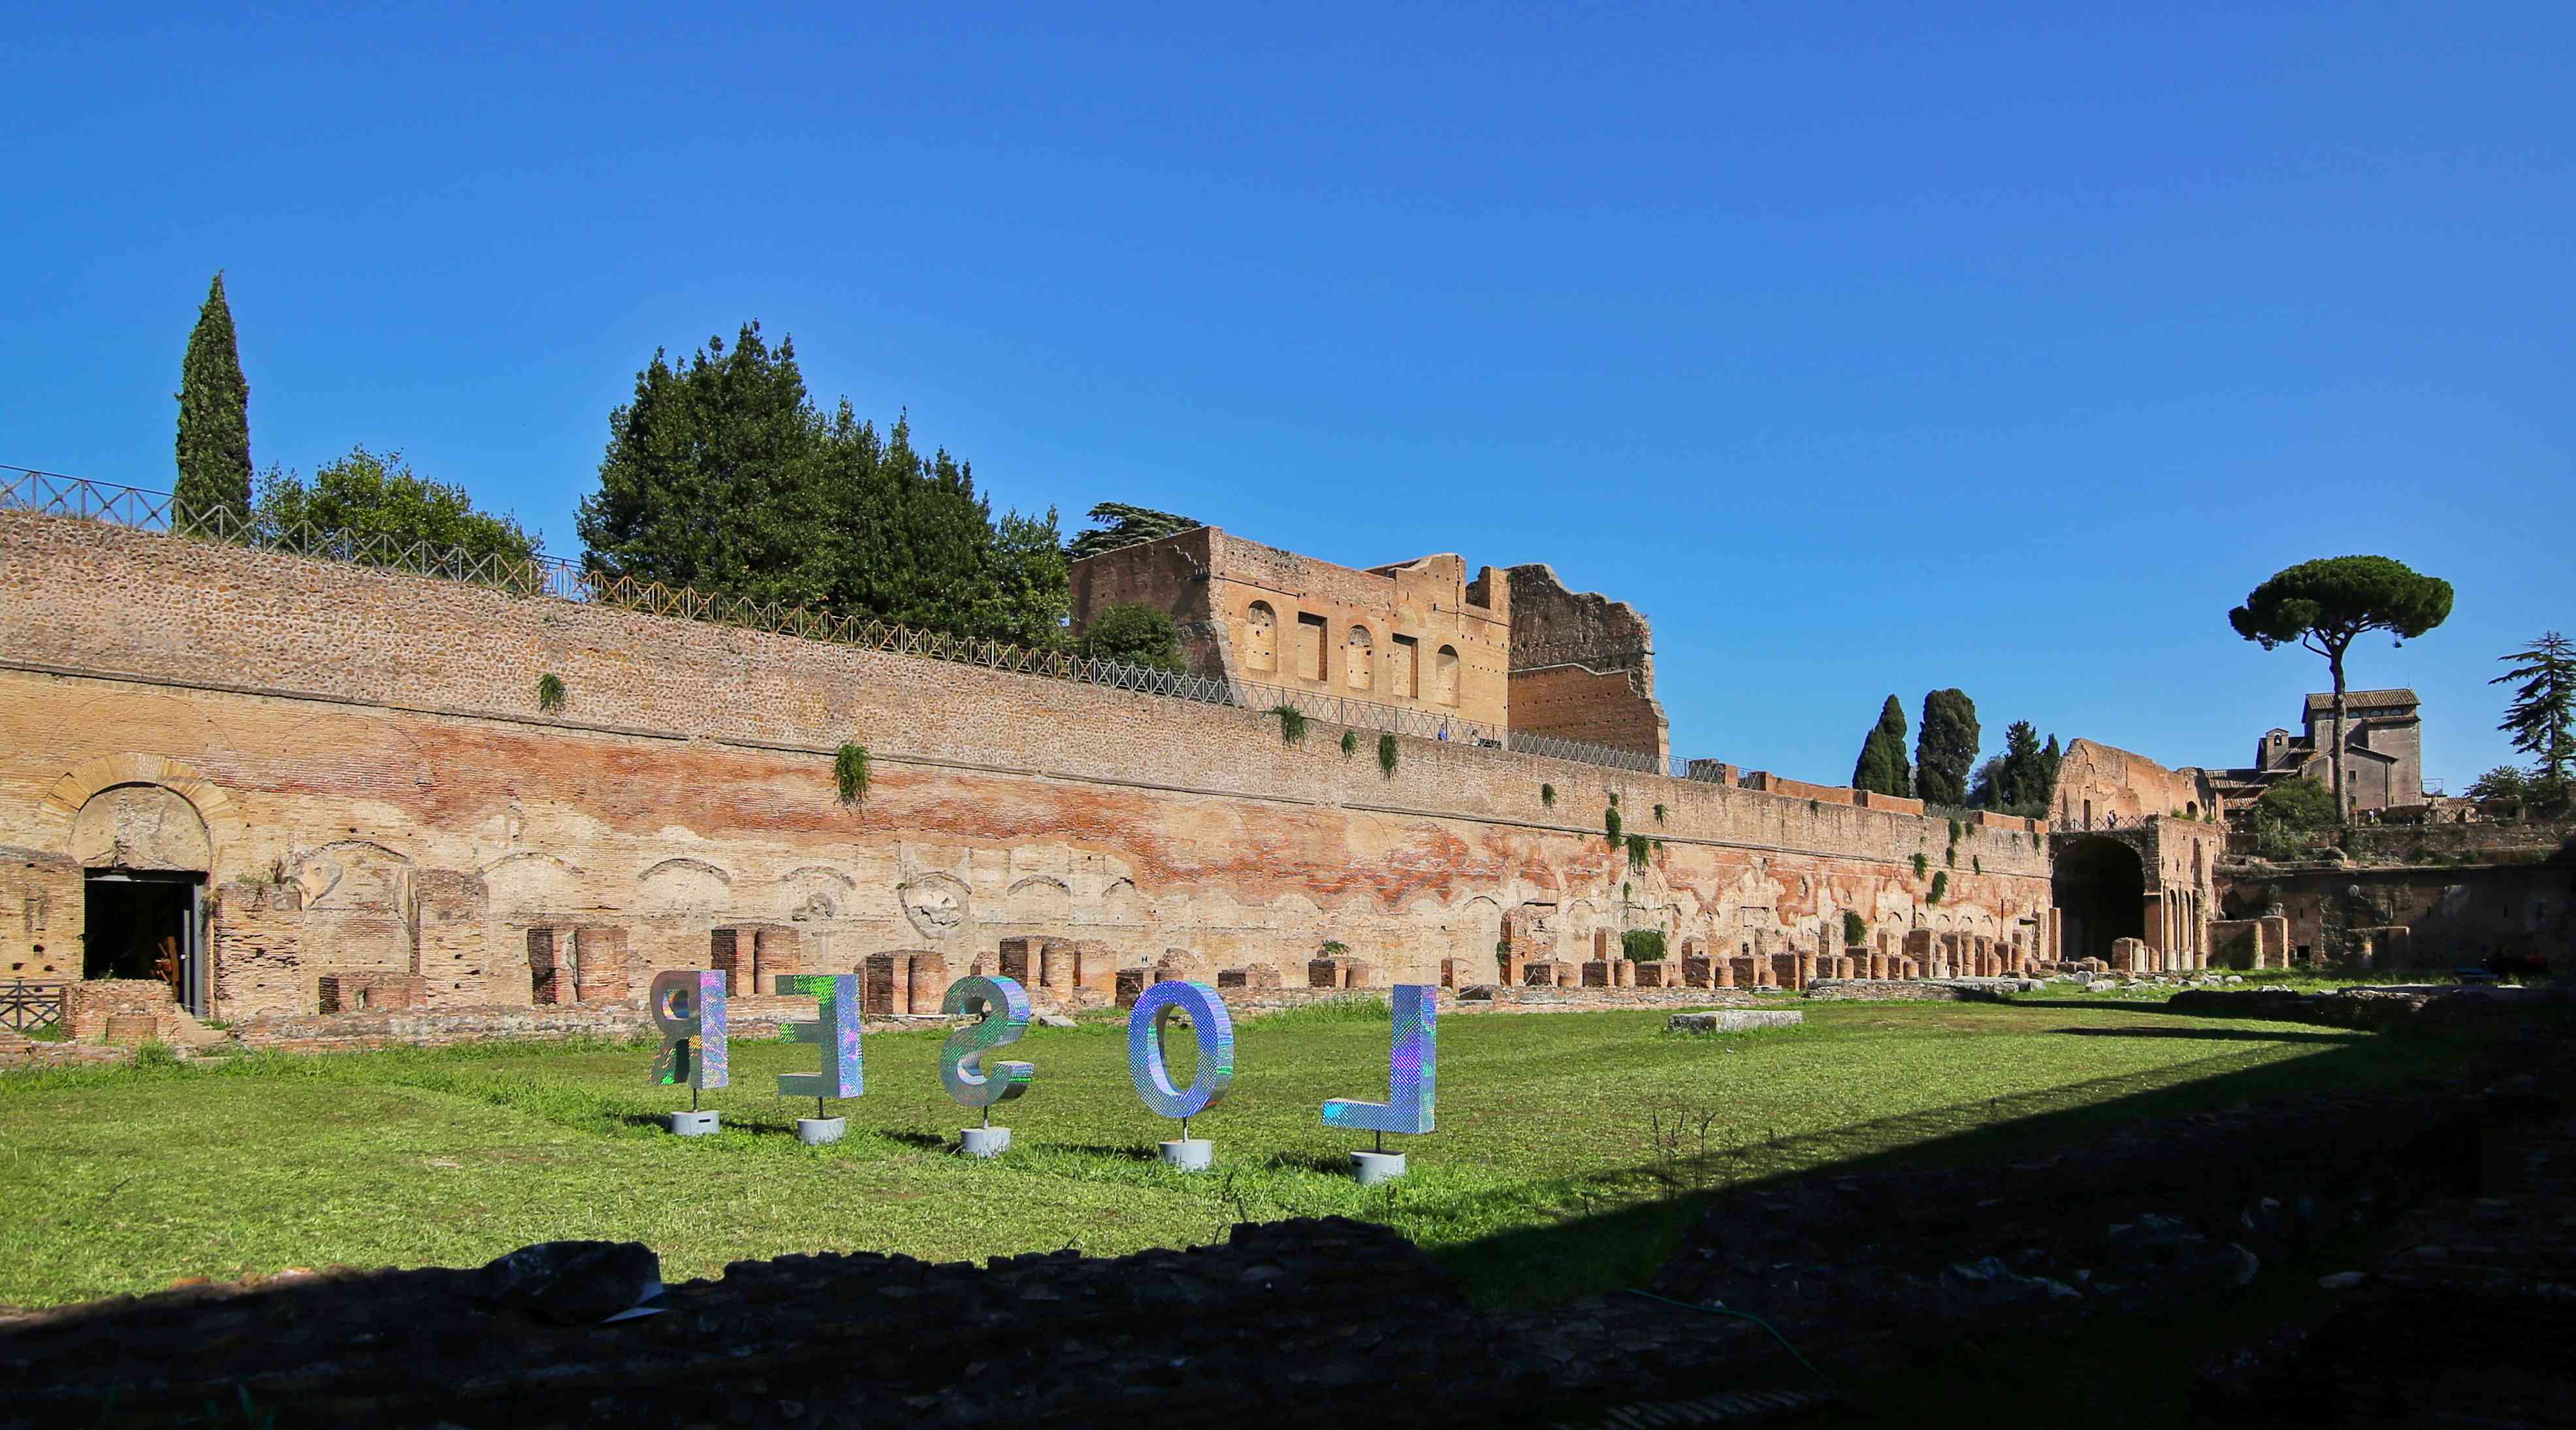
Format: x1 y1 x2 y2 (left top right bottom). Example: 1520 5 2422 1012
1912 852 1929 878
1340 730 1357 757
1271 704 1308 745
833 742 870 805
535 672 566 713
1928 871 1948 905
1652 802 1667 824
1605 805 1623 847
1378 732 1398 779
1843 911 1866 947
1624 832 1650 871
1620 929 1667 962
1541 783 1556 809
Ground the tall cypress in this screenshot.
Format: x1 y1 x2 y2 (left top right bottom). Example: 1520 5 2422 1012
174 272 253 533
1914 689 1981 807
1851 694 1912 796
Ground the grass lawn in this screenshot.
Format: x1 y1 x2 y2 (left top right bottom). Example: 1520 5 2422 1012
0 999 2471 1309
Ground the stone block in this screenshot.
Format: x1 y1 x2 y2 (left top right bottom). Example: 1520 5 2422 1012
998 937 1040 986
1613 958 1636 988
1680 955 1713 988
1114 966 1151 1009
1668 1009 1805 1033
1580 959 1613 988
1633 960 1670 988
2110 937 2148 973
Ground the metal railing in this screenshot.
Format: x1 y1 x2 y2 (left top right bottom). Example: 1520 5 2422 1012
4 464 1687 778
0 980 65 1035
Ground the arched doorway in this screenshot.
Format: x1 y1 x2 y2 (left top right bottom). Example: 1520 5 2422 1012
2052 836 2144 965
71 783 212 1015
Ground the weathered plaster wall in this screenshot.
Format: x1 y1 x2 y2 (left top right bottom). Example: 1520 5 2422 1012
2052 738 2221 829
1 510 2050 1018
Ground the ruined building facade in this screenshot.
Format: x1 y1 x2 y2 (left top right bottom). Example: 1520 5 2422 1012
2 506 2080 1029
2207 688 2426 817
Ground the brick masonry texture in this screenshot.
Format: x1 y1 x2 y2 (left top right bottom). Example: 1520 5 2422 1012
0 510 2052 1022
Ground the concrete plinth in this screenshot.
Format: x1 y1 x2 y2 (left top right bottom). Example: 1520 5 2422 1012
796 1116 846 1146
1350 1150 1408 1186
960 1126 1012 1158
1158 1138 1214 1172
665 1110 720 1136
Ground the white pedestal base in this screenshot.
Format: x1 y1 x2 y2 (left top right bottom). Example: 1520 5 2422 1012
960 1126 1012 1158
796 1116 846 1146
1350 1150 1408 1186
1159 1138 1214 1171
666 1111 720 1137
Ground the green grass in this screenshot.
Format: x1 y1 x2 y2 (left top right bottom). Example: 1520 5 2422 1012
0 1002 2470 1310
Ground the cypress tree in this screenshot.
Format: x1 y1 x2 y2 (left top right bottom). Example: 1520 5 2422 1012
1914 689 1981 807
174 272 253 533
1850 694 1912 796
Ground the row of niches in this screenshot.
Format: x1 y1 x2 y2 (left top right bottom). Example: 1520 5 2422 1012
1240 598 1465 702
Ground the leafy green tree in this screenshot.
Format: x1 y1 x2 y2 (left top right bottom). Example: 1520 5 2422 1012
2465 766 2533 818
2255 776 2337 831
1850 694 1912 796
1066 502 1202 561
174 272 253 532
1967 756 2006 809
2490 632 2575 798
1075 602 1187 672
254 446 537 566
2229 556 2454 822
1914 689 1980 807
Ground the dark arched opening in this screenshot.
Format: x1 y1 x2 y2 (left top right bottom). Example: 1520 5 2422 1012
2053 836 2144 964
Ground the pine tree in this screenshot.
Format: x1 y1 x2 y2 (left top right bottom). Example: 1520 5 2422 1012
1850 694 1911 796
1914 689 1980 807
1066 503 1203 560
2230 556 2453 822
2491 632 2575 800
174 272 253 533
1997 720 2045 815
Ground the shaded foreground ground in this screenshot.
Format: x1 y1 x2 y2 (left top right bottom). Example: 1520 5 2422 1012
0 999 2476 1308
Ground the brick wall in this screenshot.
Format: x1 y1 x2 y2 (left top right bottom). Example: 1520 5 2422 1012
0 510 2052 1022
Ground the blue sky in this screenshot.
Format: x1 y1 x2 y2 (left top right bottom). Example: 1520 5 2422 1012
6 3 2568 793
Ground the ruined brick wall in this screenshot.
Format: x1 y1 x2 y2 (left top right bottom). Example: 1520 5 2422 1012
1 848 79 984
1067 528 1511 730
2052 738 2221 828
2219 861 2573 969
0 510 2050 1020
1502 563 1668 761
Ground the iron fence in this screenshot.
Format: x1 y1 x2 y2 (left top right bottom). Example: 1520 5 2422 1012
0 980 64 1035
4 464 1690 781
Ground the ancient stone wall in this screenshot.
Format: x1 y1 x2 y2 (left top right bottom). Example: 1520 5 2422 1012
1502 562 1669 761
0 510 2049 1020
2217 860 2573 970
2052 738 2221 828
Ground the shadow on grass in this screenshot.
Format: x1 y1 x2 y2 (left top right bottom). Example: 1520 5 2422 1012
1432 1029 2471 1308
2051 1026 2365 1045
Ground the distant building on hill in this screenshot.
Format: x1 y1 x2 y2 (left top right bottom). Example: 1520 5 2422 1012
2206 688 2424 817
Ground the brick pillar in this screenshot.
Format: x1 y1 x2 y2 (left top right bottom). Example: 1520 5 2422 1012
1593 929 1614 960
753 927 800 994
1715 957 1737 988
1901 930 1933 979
1682 955 1713 988
907 952 948 1015
1115 966 1151 1008
572 926 628 1004
1500 951 1526 986
998 937 1039 986
1613 957 1636 988
860 952 900 1016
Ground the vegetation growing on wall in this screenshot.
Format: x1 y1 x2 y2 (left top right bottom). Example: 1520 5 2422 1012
1652 803 1666 824
1912 852 1929 878
1604 805 1623 847
1540 783 1556 809
1271 704 1308 745
1620 929 1667 962
1624 832 1650 872
1928 871 1948 905
535 673 565 713
1377 732 1398 779
1843 911 1866 947
1340 730 1357 757
833 742 870 805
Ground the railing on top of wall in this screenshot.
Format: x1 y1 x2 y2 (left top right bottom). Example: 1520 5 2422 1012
1 464 1694 779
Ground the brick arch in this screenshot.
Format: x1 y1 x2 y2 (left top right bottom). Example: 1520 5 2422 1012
39 753 246 866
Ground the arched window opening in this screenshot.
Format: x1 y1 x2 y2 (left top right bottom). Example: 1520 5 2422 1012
1344 626 1374 691
1434 644 1460 706
1244 602 1277 674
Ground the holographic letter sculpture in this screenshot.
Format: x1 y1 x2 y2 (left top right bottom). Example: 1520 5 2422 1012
776 973 863 1101
939 975 1034 1110
1127 981 1236 1121
1322 983 1434 1135
649 969 730 1092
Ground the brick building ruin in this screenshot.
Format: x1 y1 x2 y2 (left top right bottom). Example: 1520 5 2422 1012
2206 687 2427 819
2 499 2236 1041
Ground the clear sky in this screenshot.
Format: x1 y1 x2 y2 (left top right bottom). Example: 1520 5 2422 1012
6 3 2568 794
